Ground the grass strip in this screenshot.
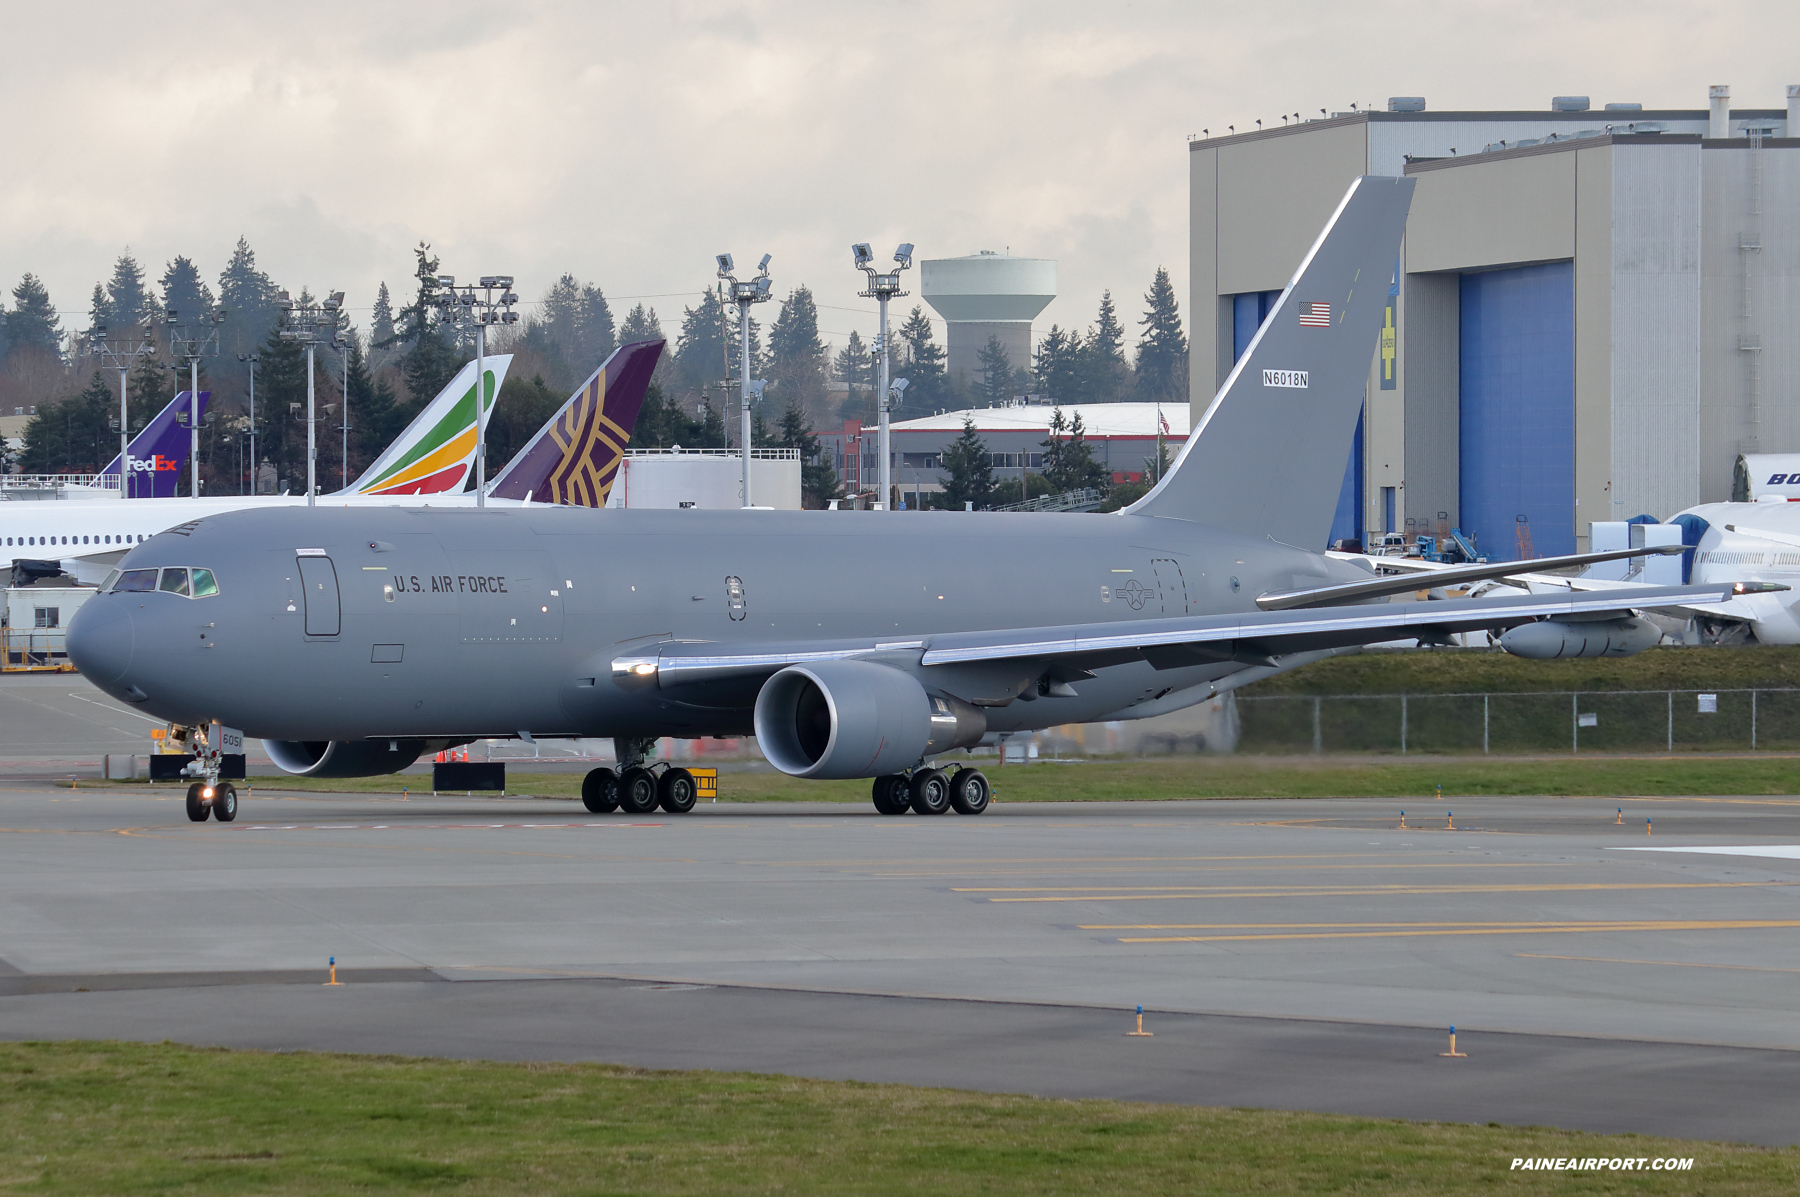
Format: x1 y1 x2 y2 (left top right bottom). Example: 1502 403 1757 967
1 1040 1794 1195
95 756 1800 803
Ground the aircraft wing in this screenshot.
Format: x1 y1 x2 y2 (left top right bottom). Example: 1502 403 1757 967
1260 545 1686 610
612 583 1744 693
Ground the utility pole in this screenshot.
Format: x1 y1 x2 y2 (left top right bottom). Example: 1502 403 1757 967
86 317 159 499
166 307 227 497
853 242 914 510
278 290 343 507
715 253 773 507
433 274 519 506
238 353 259 494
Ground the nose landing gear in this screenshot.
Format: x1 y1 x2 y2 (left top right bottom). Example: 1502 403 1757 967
183 780 238 823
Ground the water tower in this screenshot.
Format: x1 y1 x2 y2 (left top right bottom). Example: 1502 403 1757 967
921 251 1056 387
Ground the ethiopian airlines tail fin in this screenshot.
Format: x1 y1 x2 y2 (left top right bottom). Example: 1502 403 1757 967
488 340 664 506
339 355 514 496
97 390 212 498
1125 175 1413 548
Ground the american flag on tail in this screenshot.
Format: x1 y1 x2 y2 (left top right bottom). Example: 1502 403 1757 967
1299 301 1331 327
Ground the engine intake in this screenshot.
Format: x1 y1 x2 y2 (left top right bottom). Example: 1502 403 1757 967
264 738 427 778
1500 617 1659 660
753 660 986 779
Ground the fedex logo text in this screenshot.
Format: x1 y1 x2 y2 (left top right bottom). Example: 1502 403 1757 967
126 456 180 473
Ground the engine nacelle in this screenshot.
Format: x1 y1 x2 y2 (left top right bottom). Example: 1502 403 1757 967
1499 617 1660 660
264 738 427 778
753 660 986 779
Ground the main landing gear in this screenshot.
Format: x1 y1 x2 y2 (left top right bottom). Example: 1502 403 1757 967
872 766 990 817
581 737 697 816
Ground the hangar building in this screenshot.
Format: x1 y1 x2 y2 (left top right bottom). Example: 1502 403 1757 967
1189 86 1800 555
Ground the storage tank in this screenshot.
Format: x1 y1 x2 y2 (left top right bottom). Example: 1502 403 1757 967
920 252 1056 386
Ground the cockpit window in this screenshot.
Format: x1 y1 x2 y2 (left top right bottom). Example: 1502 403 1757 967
158 568 191 596
108 566 219 598
100 570 121 592
113 569 157 593
191 569 219 598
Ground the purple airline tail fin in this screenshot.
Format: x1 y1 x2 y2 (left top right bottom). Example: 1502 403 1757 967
488 340 663 506
98 390 211 498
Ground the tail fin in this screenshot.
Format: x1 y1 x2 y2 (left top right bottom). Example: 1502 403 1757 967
488 340 664 505
98 390 211 498
1126 175 1414 547
340 354 514 495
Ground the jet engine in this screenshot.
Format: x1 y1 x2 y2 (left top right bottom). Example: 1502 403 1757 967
264 738 428 778
1499 617 1660 660
753 660 986 779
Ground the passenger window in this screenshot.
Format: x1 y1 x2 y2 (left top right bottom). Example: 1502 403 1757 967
114 569 157 593
191 569 219 598
159 568 190 596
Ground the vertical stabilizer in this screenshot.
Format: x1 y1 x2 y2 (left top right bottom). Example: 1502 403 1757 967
341 355 514 495
1126 175 1413 547
488 340 664 506
97 390 212 498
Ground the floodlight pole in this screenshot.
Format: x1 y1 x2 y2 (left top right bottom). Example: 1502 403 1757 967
278 291 341 508
716 254 773 508
434 274 519 507
87 321 158 499
854 242 913 511
239 354 259 496
165 308 225 498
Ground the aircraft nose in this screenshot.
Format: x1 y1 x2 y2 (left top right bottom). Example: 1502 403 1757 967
67 598 134 687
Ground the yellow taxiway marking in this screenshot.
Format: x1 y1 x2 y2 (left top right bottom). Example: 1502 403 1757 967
1516 952 1800 975
1103 920 1800 943
968 880 1796 903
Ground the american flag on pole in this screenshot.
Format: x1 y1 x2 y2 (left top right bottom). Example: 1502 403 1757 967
1158 409 1170 435
1299 301 1331 327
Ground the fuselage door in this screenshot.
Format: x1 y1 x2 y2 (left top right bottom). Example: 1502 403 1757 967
1151 557 1190 615
296 553 341 637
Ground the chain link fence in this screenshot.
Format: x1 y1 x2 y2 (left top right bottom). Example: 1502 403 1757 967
1237 689 1800 755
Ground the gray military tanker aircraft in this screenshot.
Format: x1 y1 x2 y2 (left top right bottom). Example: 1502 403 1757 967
67 176 1760 822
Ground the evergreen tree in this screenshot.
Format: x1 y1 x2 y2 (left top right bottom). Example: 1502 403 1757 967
1081 290 1130 402
1134 266 1188 403
938 417 995 510
536 273 616 380
370 283 396 349
159 256 215 327
977 335 1014 406
485 373 564 478
775 395 838 507
105 253 157 330
674 289 729 399
1040 407 1109 495
695 396 726 448
894 305 948 417
618 303 663 345
88 282 114 330
19 373 115 472
216 238 282 389
398 244 458 402
1033 325 1082 401
255 325 309 492
768 285 827 420
833 329 873 392
5 274 63 361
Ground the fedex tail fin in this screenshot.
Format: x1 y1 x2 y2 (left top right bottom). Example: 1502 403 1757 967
98 390 211 498
488 340 664 506
340 355 514 495
1126 175 1413 548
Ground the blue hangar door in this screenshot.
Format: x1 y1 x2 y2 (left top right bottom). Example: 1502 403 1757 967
1234 290 1362 548
1458 262 1575 559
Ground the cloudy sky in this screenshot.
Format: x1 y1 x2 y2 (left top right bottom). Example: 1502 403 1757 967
4 1 1796 353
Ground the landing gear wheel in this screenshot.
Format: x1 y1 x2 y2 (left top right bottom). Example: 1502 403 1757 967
910 768 952 816
212 783 239 822
617 767 660 815
184 782 210 822
581 768 620 813
949 769 990 815
871 775 912 815
658 768 697 814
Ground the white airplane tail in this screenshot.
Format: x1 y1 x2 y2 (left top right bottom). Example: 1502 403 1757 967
338 355 514 495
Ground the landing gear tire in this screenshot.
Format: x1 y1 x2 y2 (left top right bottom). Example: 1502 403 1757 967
618 767 660 815
581 768 621 813
185 783 210 822
949 769 990 816
871 775 912 815
658 768 697 814
910 768 952 816
212 783 239 823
